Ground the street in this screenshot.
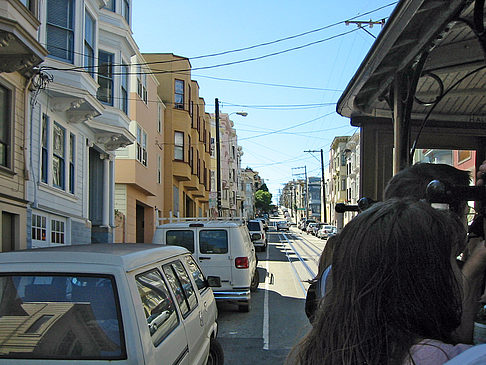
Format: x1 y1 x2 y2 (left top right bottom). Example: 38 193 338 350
216 219 329 364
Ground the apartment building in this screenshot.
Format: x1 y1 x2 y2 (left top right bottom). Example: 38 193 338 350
0 0 47 251
308 176 321 220
328 136 350 227
143 53 211 220
25 0 136 247
344 131 360 224
114 53 164 243
240 167 259 220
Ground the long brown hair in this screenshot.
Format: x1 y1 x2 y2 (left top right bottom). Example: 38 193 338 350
288 198 465 365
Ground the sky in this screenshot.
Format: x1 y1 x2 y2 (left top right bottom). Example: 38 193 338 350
132 1 398 203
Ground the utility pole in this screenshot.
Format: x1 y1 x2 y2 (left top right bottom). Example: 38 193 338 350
215 98 222 216
304 149 327 223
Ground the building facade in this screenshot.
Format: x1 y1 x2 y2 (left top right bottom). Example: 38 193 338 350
144 53 211 221
308 176 321 220
327 136 350 228
344 131 360 225
114 52 164 243
0 0 48 251
25 0 136 248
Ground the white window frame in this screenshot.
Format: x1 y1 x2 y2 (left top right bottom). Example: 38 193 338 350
31 213 68 247
84 9 95 77
46 0 75 63
136 125 147 166
40 116 76 194
157 155 162 184
174 131 184 161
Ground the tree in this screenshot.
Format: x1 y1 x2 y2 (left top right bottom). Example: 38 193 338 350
255 190 272 213
258 183 269 192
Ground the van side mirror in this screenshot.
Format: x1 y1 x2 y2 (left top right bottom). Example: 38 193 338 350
207 276 221 287
251 233 262 241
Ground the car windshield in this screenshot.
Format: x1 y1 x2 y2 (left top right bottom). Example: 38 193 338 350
247 222 261 231
0 274 125 360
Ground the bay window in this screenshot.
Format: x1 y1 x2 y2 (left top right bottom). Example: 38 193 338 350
46 0 74 62
97 51 114 105
84 11 95 76
174 131 184 161
174 79 184 109
52 123 65 189
0 84 11 169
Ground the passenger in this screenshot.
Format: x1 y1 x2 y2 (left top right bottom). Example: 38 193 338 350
304 235 338 323
288 198 486 365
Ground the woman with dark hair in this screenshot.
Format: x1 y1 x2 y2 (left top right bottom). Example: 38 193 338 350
288 198 486 365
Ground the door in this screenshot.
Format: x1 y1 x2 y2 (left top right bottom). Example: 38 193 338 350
196 228 232 289
136 204 144 243
162 260 208 365
135 268 190 365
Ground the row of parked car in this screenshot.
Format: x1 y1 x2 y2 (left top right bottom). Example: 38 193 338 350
299 219 337 240
0 216 272 364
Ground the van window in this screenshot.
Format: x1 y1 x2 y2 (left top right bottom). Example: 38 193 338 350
166 230 194 253
136 269 179 346
247 221 261 231
185 255 208 292
0 274 125 360
163 260 198 318
199 230 228 254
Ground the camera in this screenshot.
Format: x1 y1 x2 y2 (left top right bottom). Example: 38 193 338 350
426 180 486 238
335 197 376 213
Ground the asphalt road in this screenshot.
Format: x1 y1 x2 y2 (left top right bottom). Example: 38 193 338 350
216 221 328 364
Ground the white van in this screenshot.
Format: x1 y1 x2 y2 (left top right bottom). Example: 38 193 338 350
0 244 223 364
153 219 259 312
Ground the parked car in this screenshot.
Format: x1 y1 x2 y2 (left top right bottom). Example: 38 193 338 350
0 243 223 364
254 217 269 230
312 223 323 236
153 219 259 312
306 222 318 235
276 220 289 231
247 219 268 251
300 219 316 231
317 224 337 240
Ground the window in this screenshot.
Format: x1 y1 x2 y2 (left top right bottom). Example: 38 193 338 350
0 85 11 168
137 66 147 103
157 103 162 133
341 177 346 191
121 63 128 114
0 274 125 360
32 214 47 241
51 219 65 244
188 85 192 116
97 51 114 105
69 133 75 193
210 137 215 157
136 269 179 345
174 79 184 109
136 125 147 166
122 0 129 24
185 256 208 292
104 0 115 11
162 261 198 318
199 230 228 254
41 114 48 182
52 122 65 189
46 0 74 62
341 151 347 166
166 230 194 253
157 155 161 184
84 11 95 76
174 131 184 161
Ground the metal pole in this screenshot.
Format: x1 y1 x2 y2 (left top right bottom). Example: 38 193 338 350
320 149 327 223
215 98 222 216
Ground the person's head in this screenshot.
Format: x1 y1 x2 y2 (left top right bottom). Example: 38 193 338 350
384 163 471 221
288 198 466 365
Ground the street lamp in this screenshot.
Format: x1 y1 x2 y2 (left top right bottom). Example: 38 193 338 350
228 111 248 117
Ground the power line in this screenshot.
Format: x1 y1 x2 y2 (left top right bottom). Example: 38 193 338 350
39 2 396 72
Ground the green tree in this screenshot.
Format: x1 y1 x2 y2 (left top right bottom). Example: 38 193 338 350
258 183 269 192
255 190 272 213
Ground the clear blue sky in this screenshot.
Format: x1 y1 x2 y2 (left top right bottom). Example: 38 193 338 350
132 1 397 203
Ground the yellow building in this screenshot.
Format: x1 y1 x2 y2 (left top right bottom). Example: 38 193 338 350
114 53 164 243
143 54 211 220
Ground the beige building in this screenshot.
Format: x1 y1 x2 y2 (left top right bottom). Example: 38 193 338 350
0 0 47 251
114 53 164 243
327 136 350 227
143 53 211 221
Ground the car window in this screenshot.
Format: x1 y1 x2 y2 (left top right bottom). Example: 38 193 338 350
162 261 198 318
136 269 179 346
0 274 125 360
184 255 208 292
166 230 194 253
247 221 261 231
199 230 228 254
